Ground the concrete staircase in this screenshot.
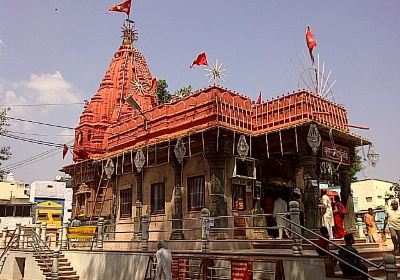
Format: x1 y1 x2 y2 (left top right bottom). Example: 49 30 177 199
33 251 79 280
254 238 399 279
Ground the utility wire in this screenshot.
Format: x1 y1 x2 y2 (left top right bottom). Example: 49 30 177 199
6 130 75 137
6 116 75 130
0 133 73 148
3 146 61 169
4 149 63 171
0 102 84 107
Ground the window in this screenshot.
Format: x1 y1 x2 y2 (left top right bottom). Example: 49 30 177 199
47 185 53 188
378 196 383 199
366 197 373 202
22 206 31 217
6 206 14 216
15 206 23 217
232 185 246 210
151 183 165 214
0 205 5 217
37 213 48 220
187 176 205 211
120 188 132 218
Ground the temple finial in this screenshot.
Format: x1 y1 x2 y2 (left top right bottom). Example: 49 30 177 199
121 19 138 46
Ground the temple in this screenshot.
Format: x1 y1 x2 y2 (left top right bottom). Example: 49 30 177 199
62 21 369 241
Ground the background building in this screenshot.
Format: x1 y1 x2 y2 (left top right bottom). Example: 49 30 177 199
0 172 32 230
351 179 395 212
30 179 73 228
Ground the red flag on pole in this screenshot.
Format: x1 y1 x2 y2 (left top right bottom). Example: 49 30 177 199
256 92 262 104
62 144 69 159
190 52 208 68
151 77 157 90
108 0 132 16
305 26 317 63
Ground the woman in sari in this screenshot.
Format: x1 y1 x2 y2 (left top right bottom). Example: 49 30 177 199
333 195 346 239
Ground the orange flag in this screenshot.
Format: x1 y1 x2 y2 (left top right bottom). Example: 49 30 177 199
151 77 157 90
305 26 317 63
190 52 208 68
62 144 69 159
108 0 132 16
256 92 262 104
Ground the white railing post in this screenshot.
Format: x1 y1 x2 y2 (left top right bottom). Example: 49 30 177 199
61 222 68 250
1 227 8 249
141 214 149 251
384 254 398 280
96 217 105 250
15 223 21 248
201 208 211 253
356 218 365 238
41 222 47 243
19 225 25 249
51 248 60 280
35 221 42 237
289 201 303 256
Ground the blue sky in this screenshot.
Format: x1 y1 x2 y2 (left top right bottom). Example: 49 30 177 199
0 1 399 183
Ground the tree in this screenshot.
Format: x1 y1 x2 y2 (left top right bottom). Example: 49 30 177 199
349 149 363 182
0 108 11 180
156 80 172 104
174 85 192 98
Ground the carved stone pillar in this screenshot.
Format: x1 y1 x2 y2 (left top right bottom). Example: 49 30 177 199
340 170 356 230
299 155 321 230
170 161 184 240
208 159 228 229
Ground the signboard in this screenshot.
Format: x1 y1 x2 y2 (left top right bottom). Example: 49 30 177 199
202 217 214 234
231 260 252 280
321 140 350 165
67 226 97 239
172 258 189 280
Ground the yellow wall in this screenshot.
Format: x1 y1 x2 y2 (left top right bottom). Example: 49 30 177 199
35 201 63 228
0 181 29 201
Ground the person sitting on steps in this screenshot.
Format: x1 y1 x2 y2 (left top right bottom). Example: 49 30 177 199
338 233 369 280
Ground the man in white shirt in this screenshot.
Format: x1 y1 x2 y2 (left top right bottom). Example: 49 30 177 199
320 189 334 239
384 200 400 255
155 241 173 280
273 197 290 239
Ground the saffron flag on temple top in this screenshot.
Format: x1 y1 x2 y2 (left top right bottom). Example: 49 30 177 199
62 144 69 159
305 26 317 64
256 92 262 104
108 0 132 16
151 77 157 90
190 52 208 68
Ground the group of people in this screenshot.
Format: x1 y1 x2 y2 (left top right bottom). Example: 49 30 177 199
320 189 347 240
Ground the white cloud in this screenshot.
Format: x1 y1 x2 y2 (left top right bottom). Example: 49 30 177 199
0 71 82 131
25 71 80 104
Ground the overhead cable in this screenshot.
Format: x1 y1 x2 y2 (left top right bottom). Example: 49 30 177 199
6 116 74 130
0 102 84 107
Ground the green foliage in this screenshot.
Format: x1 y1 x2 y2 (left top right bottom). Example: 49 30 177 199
156 80 172 104
174 85 192 98
349 149 363 182
0 108 11 180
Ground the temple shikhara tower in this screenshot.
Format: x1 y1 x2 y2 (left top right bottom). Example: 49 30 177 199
62 20 369 242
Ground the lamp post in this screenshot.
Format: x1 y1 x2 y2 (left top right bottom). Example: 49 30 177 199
367 144 379 167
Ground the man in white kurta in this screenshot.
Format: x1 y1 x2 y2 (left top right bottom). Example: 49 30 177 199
273 197 290 239
320 189 334 239
155 241 173 280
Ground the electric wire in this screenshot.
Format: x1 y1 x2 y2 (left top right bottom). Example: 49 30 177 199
3 146 61 170
3 149 63 171
6 116 74 130
0 133 73 148
0 102 84 107
6 130 75 137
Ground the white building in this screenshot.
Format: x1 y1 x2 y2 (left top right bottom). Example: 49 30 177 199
0 173 32 230
30 179 73 223
351 179 395 212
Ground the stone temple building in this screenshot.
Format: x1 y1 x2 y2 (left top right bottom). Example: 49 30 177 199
62 20 370 241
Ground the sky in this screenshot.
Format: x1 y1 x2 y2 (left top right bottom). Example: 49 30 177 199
0 1 399 184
